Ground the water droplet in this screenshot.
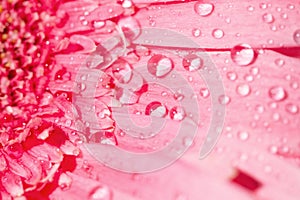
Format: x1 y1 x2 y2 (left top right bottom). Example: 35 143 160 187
247 6 255 12
145 101 167 118
226 71 238 81
92 20 106 29
182 54 203 72
147 54 173 78
262 13 274 23
293 29 300 45
218 95 231 105
192 28 201 37
269 86 287 101
231 44 256 66
89 186 112 200
6 143 23 159
274 58 285 67
118 16 141 41
255 105 265 113
287 4 295 10
238 131 249 141
272 112 280 121
170 106 186 121
58 173 72 191
194 2 214 17
111 59 133 83
259 3 267 9
236 83 251 96
183 137 193 147
173 91 184 101
212 29 224 39
285 103 299 114
199 88 210 98
244 74 254 82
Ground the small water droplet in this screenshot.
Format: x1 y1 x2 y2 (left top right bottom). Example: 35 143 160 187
226 71 238 81
145 101 167 117
262 13 274 23
218 95 231 105
272 112 280 121
212 29 224 39
147 54 173 78
231 44 256 66
259 3 267 9
287 4 295 10
182 54 203 72
89 186 112 200
269 86 287 101
183 137 193 147
285 103 299 114
236 83 251 96
194 2 214 16
111 59 133 83
199 88 210 98
274 58 285 67
247 6 255 12
293 29 300 45
255 105 265 113
92 20 106 29
244 74 254 82
192 28 201 37
238 131 249 141
58 173 72 191
170 106 186 121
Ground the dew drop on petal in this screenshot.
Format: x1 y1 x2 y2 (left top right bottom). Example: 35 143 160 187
147 54 173 78
269 86 287 101
170 106 186 121
293 29 300 45
238 131 249 141
226 71 238 81
194 2 214 17
58 173 72 191
6 143 23 159
111 59 133 83
212 29 224 39
274 58 285 67
145 101 167 117
199 88 210 98
262 13 275 23
236 83 251 96
89 186 112 200
218 95 231 105
182 54 203 72
285 103 299 114
192 28 201 37
231 44 256 66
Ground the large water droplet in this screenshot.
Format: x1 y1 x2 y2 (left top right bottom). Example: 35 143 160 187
145 101 167 117
111 59 133 83
118 16 141 41
212 29 224 39
236 83 251 96
89 186 112 200
262 13 274 23
147 54 173 78
170 106 186 121
231 44 256 66
293 29 300 45
6 143 23 159
218 95 231 105
285 103 299 114
194 2 214 17
269 86 287 101
182 54 203 72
